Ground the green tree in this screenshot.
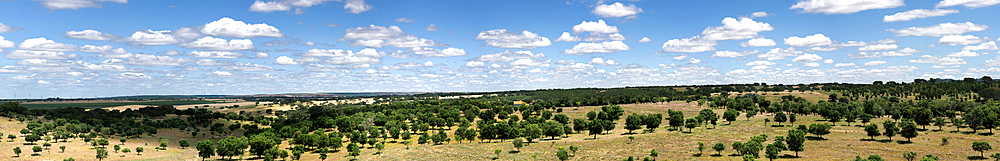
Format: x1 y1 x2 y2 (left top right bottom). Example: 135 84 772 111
934 117 946 131
900 119 919 142
713 142 725 155
669 110 686 130
765 144 779 161
685 118 699 132
626 114 645 134
524 124 542 144
196 140 215 161
119 137 126 145
589 120 604 139
990 153 1000 161
569 145 579 156
746 109 757 121
556 148 570 161
512 138 523 151
774 111 787 126
32 146 41 155
974 141 992 157
122 148 130 154
494 148 502 159
347 143 360 159
786 129 806 157
13 147 20 157
650 149 658 160
96 148 108 161
865 124 880 140
215 136 248 160
789 113 797 125
644 114 663 132
179 140 190 149
808 123 831 138
249 134 278 158
59 146 65 153
883 120 898 141
698 142 705 156
375 142 385 155
114 145 120 153
719 109 737 125
953 118 965 132
136 147 143 155
903 151 917 161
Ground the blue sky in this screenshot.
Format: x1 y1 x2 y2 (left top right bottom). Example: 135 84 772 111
1 0 999 98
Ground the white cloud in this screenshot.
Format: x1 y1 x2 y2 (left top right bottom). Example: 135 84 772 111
964 41 998 50
0 36 13 49
672 54 688 60
98 48 134 59
5 50 79 59
986 56 1000 66
125 54 193 66
790 0 904 14
249 1 291 12
701 17 773 41
509 58 550 67
220 63 275 71
0 23 16 34
757 47 805 61
863 60 887 66
745 60 776 66
784 34 832 47
835 63 858 67
274 56 298 65
592 2 643 18
750 11 769 18
939 35 985 46
395 17 414 23
464 61 486 68
638 37 651 43
573 20 619 34
410 47 467 57
936 0 1000 8
255 52 269 58
884 9 959 22
195 59 235 66
476 29 551 49
555 32 581 42
909 55 966 65
688 58 702 64
824 59 834 64
426 24 438 31
792 54 823 63
471 50 545 63
201 17 282 38
946 50 987 57
803 62 820 67
303 41 315 46
887 22 988 37
661 36 716 53
79 45 111 53
19 37 77 51
188 51 242 59
159 50 181 56
563 41 629 55
848 47 921 58
180 36 254 51
878 39 898 44
711 50 758 58
858 44 898 51
126 28 201 46
65 29 117 40
588 58 620 66
740 38 776 47
344 0 373 14
341 25 440 48
298 48 383 65
35 0 127 10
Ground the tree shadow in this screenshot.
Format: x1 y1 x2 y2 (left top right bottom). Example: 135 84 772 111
917 129 928 132
692 153 702 157
977 132 994 136
508 151 520 154
931 129 943 132
968 156 988 160
876 139 893 143
805 136 827 141
778 154 800 158
710 154 723 157
895 140 913 144
729 154 742 157
962 131 977 134
770 125 785 127
859 138 875 141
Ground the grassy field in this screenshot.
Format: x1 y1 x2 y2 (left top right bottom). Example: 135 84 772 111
3 93 999 160
20 100 220 109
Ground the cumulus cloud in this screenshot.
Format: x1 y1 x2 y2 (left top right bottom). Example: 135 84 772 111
201 17 282 38
936 0 1000 8
863 60 887 66
159 50 181 56
757 47 805 61
249 1 291 12
188 51 243 59
0 23 17 34
219 63 275 71
790 0 904 14
638 37 651 43
824 59 834 64
588 58 620 66
344 0 373 14
464 61 486 68
179 36 254 51
884 9 959 22
803 62 820 67
701 17 773 41
711 50 759 58
471 50 545 63
987 56 1000 66
395 17 414 23
741 38 776 47
792 54 823 63
573 20 619 34
745 60 776 66
125 54 193 66
299 48 382 65
64 29 118 40
98 48 134 59
509 58 551 68
410 47 467 57
126 28 201 46
592 2 643 18
750 11 770 18
19 37 78 51
784 34 832 47
858 44 898 51
835 63 858 68
909 55 966 65
563 41 629 55
848 47 921 58
4 50 79 60
939 35 985 46
661 36 716 53
555 32 581 42
476 29 551 49
887 22 988 37
688 58 702 64
341 25 440 48
426 24 438 31
964 41 998 50
0 36 13 49
35 0 127 10
946 50 987 57
274 56 298 65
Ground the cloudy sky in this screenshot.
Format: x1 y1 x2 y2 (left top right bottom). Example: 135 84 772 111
1 0 999 98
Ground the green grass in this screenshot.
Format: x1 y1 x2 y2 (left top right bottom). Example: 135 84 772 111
21 100 219 109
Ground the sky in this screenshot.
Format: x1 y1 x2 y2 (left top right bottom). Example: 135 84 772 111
1 0 1000 98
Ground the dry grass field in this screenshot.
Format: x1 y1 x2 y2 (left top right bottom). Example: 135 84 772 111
2 93 997 161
